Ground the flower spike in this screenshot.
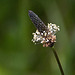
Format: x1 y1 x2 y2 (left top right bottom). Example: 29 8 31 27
28 10 48 33
28 10 60 47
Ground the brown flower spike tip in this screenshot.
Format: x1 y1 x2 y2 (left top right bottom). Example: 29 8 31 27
28 10 60 47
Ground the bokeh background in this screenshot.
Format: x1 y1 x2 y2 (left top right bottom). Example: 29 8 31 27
0 0 75 75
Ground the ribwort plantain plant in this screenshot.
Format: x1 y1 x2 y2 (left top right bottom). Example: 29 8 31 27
28 10 64 75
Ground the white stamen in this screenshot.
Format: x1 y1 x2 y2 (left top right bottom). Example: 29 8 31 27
46 39 49 42
44 33 47 36
32 23 60 45
41 41 44 43
43 31 45 33
41 33 43 35
43 38 45 40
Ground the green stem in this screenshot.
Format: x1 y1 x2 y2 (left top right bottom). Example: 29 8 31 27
51 47 64 75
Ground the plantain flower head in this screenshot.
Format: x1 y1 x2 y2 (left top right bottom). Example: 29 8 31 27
32 23 60 47
28 10 60 47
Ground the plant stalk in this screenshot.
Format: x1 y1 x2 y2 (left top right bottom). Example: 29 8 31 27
51 47 64 75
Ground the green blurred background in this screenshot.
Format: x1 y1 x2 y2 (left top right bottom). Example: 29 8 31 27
0 0 75 75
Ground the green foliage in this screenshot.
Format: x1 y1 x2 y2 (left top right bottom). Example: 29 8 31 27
0 0 75 75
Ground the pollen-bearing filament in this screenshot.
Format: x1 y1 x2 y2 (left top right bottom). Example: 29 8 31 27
32 23 60 47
